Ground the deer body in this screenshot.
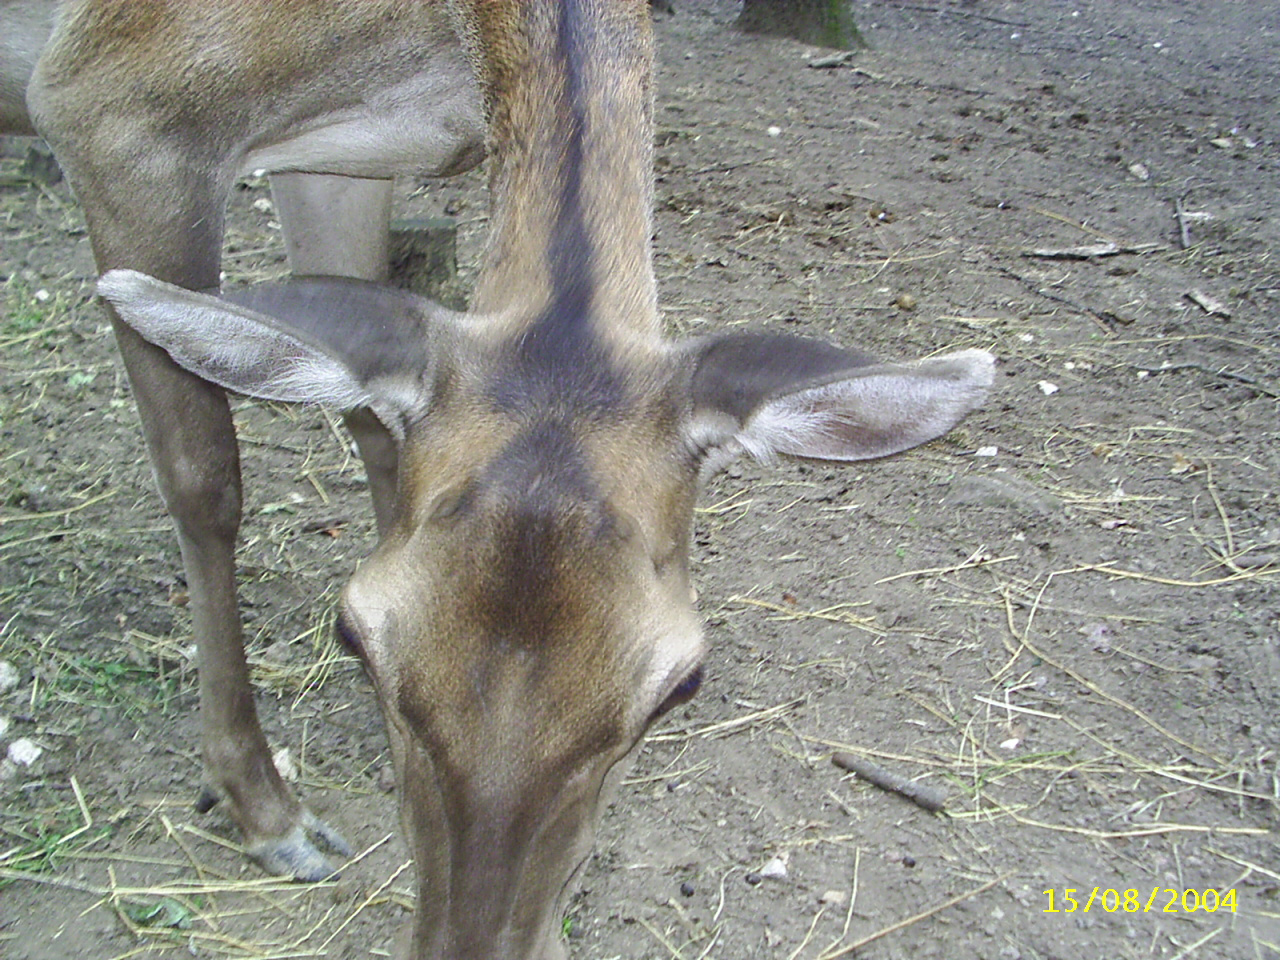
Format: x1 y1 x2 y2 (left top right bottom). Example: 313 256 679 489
3 2 994 958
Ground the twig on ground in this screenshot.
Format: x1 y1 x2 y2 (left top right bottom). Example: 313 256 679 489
991 263 1113 334
808 51 856 69
832 752 948 812
1185 289 1231 318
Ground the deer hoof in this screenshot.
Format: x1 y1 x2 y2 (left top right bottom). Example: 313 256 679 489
249 813 351 882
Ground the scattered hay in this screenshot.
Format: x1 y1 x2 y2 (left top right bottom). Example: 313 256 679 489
816 873 1010 960
725 595 883 636
649 697 805 744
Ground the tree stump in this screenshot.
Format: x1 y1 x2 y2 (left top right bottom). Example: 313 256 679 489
736 0 864 50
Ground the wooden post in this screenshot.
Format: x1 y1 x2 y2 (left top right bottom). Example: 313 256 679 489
388 217 468 310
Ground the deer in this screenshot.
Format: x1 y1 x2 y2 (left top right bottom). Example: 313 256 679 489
1 1 994 957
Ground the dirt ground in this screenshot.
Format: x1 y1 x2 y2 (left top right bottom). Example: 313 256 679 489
2 1 1278 958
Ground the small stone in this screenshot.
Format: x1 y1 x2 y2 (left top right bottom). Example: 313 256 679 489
819 889 848 906
759 856 788 880
680 881 695 897
745 872 763 886
8 738 42 767
1038 380 1059 395
271 747 298 782
0 716 10 739
0 660 19 694
766 125 782 137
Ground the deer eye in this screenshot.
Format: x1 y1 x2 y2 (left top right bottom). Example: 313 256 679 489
652 665 703 720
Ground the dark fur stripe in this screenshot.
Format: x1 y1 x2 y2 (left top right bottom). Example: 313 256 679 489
496 0 625 415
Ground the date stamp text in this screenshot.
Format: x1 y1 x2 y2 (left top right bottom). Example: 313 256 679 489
1043 888 1237 914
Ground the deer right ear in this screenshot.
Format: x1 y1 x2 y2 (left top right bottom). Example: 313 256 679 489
99 270 450 441
683 331 994 467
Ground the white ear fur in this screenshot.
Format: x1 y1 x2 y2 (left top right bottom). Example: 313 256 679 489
99 269 372 411
736 348 994 462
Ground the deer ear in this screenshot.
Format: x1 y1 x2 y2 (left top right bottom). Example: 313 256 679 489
98 270 452 439
685 331 994 464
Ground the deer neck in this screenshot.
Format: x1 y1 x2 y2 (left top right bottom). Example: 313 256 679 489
452 0 658 342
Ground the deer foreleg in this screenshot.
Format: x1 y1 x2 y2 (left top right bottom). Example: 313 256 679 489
29 111 348 874
114 311 348 879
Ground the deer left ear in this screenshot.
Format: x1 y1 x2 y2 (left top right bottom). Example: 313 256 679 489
683 331 994 464
98 270 455 441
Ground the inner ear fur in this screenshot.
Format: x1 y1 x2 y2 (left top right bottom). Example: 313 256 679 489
684 330 994 463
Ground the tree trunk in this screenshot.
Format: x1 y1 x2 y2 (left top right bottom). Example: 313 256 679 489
736 0 864 50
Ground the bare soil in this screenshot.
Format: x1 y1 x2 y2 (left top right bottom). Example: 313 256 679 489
2 2 1278 958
